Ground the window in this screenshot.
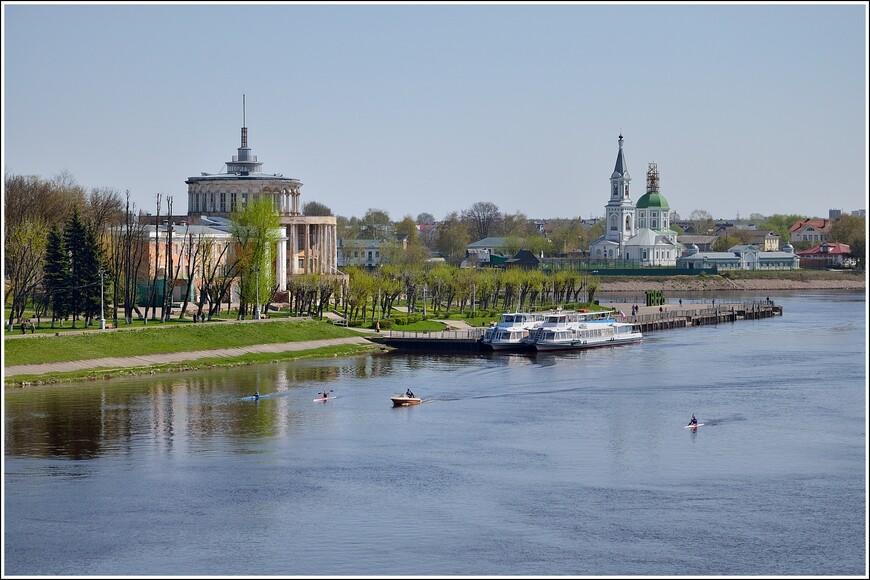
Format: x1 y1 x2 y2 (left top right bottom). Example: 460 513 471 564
220 192 226 212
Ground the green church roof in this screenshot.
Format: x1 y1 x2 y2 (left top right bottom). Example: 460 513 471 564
636 191 670 209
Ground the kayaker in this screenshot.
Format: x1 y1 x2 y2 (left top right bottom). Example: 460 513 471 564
688 414 697 426
322 390 329 399
254 390 260 400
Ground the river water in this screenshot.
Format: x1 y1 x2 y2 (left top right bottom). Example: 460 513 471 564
3 291 867 576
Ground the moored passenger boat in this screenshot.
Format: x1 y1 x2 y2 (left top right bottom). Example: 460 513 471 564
480 312 545 351
527 320 643 351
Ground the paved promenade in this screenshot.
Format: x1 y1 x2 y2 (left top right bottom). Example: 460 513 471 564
4 336 373 378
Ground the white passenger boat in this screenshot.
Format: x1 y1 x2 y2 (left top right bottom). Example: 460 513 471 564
527 320 642 351
480 312 545 351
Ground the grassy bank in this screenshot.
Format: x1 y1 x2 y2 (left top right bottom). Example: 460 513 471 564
4 318 364 367
4 343 380 388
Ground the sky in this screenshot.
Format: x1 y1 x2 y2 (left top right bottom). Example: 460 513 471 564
2 1 868 224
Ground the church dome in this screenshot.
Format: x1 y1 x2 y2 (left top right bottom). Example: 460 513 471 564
636 191 669 209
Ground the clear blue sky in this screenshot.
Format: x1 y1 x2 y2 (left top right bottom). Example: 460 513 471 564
3 2 867 223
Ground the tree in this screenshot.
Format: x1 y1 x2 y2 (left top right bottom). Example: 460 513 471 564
359 208 393 239
549 218 586 255
44 225 69 327
587 219 605 243
395 215 420 245
830 214 866 269
759 214 807 243
416 212 435 224
144 193 162 321
689 209 715 235
462 201 502 241
5 219 47 330
231 196 280 319
435 212 470 265
502 211 533 237
62 208 101 328
303 201 333 216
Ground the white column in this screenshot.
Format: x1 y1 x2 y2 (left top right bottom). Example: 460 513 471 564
304 224 311 273
278 228 287 291
289 224 298 275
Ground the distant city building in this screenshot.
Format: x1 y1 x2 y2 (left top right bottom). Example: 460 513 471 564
829 209 842 219
185 97 339 290
747 230 781 252
676 243 800 271
789 218 833 244
589 134 681 265
796 242 856 270
337 238 407 269
851 209 866 217
466 237 518 257
676 235 718 252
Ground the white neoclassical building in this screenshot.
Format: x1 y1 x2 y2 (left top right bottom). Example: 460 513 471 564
589 135 681 266
185 98 339 290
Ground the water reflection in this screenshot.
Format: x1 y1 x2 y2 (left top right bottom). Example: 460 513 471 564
4 361 357 460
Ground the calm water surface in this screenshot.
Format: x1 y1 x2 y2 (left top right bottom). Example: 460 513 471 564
3 292 867 576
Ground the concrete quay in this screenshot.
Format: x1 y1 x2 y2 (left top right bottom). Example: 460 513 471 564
368 300 782 353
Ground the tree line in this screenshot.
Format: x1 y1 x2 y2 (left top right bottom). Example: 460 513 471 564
4 172 285 329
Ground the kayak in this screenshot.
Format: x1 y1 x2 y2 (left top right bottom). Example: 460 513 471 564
241 394 269 401
684 423 704 429
313 396 336 402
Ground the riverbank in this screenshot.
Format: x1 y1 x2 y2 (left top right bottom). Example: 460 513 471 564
3 318 381 388
597 271 865 293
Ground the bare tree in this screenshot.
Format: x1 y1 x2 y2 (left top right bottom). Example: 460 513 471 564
462 201 502 241
144 193 162 322
5 220 47 330
178 230 204 319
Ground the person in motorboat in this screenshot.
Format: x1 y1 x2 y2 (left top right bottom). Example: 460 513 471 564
405 388 415 398
688 414 697 426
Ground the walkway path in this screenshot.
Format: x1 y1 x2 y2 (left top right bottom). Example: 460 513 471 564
5 336 374 378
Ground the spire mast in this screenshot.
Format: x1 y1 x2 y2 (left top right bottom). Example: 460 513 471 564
241 94 248 149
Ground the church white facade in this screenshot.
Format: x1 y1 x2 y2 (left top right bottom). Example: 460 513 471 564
589 135 681 266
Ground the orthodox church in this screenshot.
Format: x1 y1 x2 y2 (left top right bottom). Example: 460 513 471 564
589 134 681 265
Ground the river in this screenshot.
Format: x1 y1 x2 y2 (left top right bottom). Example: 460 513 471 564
3 291 866 576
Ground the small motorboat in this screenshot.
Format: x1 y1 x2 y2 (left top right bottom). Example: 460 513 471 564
391 394 422 407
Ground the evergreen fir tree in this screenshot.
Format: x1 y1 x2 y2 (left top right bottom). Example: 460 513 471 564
43 225 70 327
63 209 87 327
80 223 104 324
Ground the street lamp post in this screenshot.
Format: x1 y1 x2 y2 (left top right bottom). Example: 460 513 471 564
423 285 427 317
253 268 260 320
99 268 106 330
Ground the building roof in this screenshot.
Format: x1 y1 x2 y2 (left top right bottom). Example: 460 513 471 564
789 218 832 234
678 235 719 245
635 191 670 209
796 242 852 256
623 228 679 247
467 237 518 249
611 133 629 179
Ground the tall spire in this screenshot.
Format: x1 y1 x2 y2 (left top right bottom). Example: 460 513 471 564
241 94 248 149
227 94 262 175
612 132 628 178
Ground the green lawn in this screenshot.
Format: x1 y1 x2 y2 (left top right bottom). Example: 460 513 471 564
4 318 364 366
